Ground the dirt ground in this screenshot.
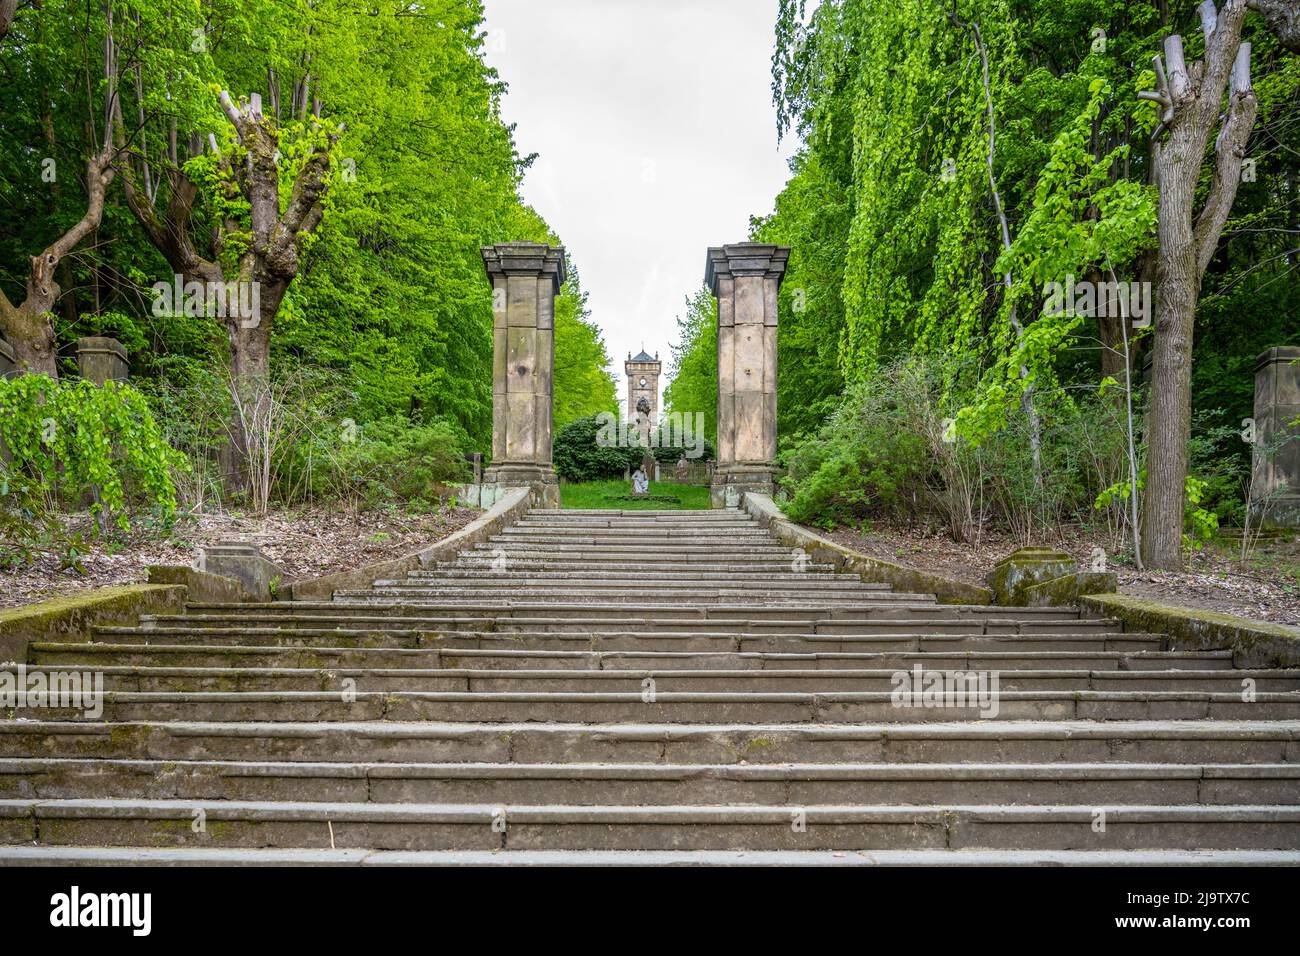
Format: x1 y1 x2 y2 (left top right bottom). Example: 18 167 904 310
0 506 480 610
826 523 1300 626
5 505 1298 626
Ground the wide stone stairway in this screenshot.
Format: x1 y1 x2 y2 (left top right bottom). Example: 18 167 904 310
3 507 1300 864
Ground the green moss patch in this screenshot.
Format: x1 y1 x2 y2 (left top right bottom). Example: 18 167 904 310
0 585 186 665
1081 593 1300 668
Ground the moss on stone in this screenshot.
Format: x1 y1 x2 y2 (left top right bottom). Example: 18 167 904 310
1081 593 1300 668
740 492 994 605
1022 571 1117 607
0 585 186 666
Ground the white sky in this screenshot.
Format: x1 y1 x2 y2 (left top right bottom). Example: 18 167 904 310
482 0 799 413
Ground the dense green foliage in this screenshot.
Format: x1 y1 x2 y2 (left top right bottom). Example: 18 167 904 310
662 288 718 442
664 0 1298 549
0 0 615 505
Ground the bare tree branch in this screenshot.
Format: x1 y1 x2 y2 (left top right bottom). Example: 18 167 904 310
1195 42 1259 275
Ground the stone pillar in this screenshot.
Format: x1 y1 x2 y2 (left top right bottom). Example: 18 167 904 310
76 337 129 385
1252 346 1300 527
0 338 17 379
705 242 789 507
481 242 565 508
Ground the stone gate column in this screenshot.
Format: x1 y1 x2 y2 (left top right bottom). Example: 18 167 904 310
705 243 789 507
1252 346 1300 527
481 242 565 508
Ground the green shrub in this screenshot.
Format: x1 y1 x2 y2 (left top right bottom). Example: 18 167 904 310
328 416 470 509
779 368 930 528
778 359 1136 541
648 439 714 465
0 375 185 567
553 415 641 482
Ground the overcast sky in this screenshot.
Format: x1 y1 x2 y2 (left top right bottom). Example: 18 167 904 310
482 0 798 413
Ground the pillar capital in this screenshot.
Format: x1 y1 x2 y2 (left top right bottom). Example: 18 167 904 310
76 336 129 385
0 337 16 379
704 243 790 293
481 242 567 294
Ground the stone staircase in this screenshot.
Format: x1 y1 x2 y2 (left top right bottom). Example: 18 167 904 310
2 506 1299 864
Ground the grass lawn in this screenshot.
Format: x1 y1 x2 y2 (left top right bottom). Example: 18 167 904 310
559 480 713 510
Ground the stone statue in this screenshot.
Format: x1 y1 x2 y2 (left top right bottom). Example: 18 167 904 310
631 467 649 494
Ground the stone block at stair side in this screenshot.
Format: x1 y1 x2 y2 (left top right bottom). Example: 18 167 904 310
198 540 284 601
986 548 1076 605
1021 570 1118 607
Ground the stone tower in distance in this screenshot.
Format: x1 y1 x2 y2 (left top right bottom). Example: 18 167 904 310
625 349 661 444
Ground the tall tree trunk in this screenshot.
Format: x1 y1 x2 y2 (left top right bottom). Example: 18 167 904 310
1138 1 1259 569
0 1 119 376
1144 150 1201 567
118 90 339 495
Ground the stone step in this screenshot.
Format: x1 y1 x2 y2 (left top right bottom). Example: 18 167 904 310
20 689 1300 722
5 719 1297 764
510 524 761 535
177 601 1089 622
4 758 1297 806
529 509 744 517
360 580 901 594
141 611 1100 633
342 588 917 604
516 513 754 521
453 553 822 567
129 616 1097 639
31 643 1235 672
21 665 1296 695
368 581 894 595
512 512 748 520
498 527 775 538
5 846 1298 865
4 798 1297 851
414 569 864 583
441 560 845 574
472 542 800 554
89 627 1162 654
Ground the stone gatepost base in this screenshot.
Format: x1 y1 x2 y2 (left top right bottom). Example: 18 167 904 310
484 464 560 509
711 463 777 509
